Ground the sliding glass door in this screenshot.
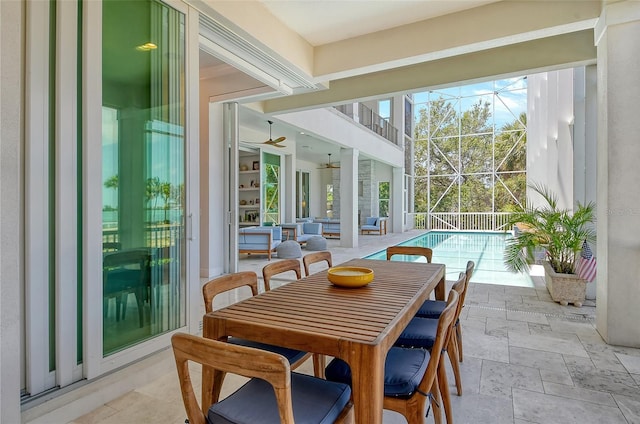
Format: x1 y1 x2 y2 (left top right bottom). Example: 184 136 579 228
102 0 186 355
262 152 281 224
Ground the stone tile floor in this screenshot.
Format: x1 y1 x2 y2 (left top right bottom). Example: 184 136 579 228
66 231 640 424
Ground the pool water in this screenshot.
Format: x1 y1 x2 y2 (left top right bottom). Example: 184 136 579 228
364 231 533 287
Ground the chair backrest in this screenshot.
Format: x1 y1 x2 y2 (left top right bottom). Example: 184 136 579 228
450 271 467 325
303 251 333 277
415 289 459 397
385 246 433 263
171 332 295 424
302 222 322 235
461 260 475 307
262 259 302 291
202 271 259 314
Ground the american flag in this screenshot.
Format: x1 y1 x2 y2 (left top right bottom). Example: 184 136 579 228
576 241 597 282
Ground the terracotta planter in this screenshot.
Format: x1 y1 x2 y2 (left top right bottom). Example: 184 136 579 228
542 261 586 307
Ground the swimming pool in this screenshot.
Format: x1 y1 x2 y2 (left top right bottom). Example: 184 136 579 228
364 231 533 287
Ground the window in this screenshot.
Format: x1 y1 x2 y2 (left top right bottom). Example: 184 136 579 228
379 182 390 217
262 152 281 224
296 171 310 218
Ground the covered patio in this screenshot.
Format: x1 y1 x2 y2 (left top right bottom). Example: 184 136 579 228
57 231 640 424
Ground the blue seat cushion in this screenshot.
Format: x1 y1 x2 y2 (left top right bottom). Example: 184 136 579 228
208 372 351 424
416 299 447 319
227 337 308 365
394 317 438 349
325 347 429 398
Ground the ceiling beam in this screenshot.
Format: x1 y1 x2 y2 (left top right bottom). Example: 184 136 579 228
263 30 596 114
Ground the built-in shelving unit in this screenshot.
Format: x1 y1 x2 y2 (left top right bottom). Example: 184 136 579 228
239 149 261 226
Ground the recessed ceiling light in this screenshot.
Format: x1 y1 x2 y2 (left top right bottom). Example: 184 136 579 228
136 42 157 51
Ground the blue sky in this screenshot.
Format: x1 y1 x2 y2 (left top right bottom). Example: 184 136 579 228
413 77 527 129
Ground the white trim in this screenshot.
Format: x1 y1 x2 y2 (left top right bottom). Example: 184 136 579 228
92 0 191 375
186 4 202 334
55 0 79 388
24 0 55 396
225 103 240 273
83 0 103 380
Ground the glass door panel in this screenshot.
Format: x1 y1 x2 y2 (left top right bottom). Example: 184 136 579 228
262 152 281 224
102 0 186 355
296 171 310 218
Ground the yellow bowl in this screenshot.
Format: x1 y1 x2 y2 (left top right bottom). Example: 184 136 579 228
327 267 374 288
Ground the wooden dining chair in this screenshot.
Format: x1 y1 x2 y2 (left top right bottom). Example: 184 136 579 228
416 260 475 362
262 258 302 291
386 245 433 263
303 251 333 276
393 271 468 424
325 290 459 424
202 271 310 400
262 260 325 378
172 333 354 424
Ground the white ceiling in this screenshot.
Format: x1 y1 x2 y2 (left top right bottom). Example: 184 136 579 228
199 0 596 164
260 0 501 46
202 1 503 163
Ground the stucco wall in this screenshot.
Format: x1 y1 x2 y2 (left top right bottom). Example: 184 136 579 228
1 0 24 421
527 70 575 210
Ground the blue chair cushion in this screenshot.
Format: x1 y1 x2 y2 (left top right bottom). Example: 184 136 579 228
325 347 429 398
227 337 308 365
394 317 438 349
208 372 352 424
416 299 447 319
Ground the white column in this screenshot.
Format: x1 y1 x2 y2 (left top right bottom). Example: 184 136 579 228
339 148 359 248
595 1 640 347
0 0 23 420
284 153 295 223
392 167 404 233
573 65 598 300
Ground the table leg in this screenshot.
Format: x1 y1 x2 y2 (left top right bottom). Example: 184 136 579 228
349 346 384 424
435 272 446 301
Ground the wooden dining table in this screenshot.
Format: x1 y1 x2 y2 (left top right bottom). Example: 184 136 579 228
202 258 446 424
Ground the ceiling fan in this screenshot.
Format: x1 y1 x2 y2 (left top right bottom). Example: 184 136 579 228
254 120 286 148
318 153 340 169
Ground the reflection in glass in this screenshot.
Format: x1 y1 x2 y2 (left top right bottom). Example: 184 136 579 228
102 0 185 355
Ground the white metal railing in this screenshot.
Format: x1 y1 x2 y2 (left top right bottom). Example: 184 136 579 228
409 212 514 232
334 103 400 146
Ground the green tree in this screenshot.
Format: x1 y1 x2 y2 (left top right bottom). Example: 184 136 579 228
145 177 162 220
104 174 119 210
160 181 173 223
413 94 526 220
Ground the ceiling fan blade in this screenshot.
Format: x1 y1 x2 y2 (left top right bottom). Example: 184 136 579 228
272 136 286 143
264 140 285 148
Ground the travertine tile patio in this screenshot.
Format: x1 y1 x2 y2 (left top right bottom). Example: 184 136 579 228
44 231 640 424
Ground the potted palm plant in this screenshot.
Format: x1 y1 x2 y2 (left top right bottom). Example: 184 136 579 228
504 183 596 307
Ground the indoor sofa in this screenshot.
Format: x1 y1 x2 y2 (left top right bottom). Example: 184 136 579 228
281 222 323 244
238 226 282 260
313 218 341 238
